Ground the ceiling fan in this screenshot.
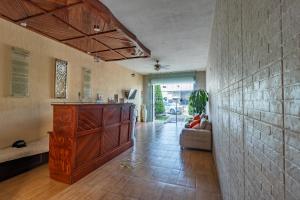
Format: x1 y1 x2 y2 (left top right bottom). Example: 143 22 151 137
154 60 170 71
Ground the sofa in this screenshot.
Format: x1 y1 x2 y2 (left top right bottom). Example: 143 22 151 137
179 122 212 151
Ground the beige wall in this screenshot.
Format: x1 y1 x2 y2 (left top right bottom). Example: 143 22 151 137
0 18 143 148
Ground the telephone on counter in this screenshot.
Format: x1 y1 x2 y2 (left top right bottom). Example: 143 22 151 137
12 140 26 148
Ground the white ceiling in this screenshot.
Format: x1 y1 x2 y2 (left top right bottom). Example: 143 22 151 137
101 0 216 74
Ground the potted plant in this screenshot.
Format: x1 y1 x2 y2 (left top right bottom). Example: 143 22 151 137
188 89 209 115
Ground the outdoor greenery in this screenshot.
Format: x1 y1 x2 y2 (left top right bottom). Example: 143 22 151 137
155 115 169 122
188 89 209 115
154 85 165 115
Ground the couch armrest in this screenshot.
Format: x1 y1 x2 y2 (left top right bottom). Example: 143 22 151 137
180 128 212 151
181 128 211 135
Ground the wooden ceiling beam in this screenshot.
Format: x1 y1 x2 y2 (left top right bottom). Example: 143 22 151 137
90 46 136 54
0 14 71 51
15 1 84 23
25 0 126 59
83 0 151 57
106 56 149 62
82 0 113 23
60 29 117 42
25 0 86 35
0 0 150 61
91 38 126 59
17 0 30 17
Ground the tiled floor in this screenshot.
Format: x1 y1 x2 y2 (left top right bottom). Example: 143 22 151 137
0 122 221 200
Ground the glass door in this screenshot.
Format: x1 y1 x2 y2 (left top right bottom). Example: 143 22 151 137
154 83 194 124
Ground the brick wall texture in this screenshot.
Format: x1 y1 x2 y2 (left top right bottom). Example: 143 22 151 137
207 0 300 200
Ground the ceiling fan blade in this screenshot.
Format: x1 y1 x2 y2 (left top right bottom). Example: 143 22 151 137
153 60 170 71
161 65 170 69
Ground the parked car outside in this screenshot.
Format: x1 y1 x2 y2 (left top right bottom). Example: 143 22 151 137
164 102 184 114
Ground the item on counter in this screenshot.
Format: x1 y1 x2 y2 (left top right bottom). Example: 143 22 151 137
96 93 103 103
108 97 114 103
78 92 81 102
114 94 118 103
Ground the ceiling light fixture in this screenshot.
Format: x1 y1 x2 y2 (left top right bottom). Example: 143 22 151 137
20 22 27 27
94 55 100 63
93 25 100 32
131 49 136 56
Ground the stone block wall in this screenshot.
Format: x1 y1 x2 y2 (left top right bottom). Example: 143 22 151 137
207 0 300 200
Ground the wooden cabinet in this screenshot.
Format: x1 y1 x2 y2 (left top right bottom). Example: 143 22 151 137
49 103 134 184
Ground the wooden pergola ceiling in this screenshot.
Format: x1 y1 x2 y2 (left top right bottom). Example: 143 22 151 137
0 0 151 61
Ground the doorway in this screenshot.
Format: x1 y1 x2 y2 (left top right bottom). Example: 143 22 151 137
154 83 194 124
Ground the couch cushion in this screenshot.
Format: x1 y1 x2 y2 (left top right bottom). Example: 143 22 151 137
201 113 206 118
199 118 207 128
189 119 200 128
191 121 200 128
193 114 200 121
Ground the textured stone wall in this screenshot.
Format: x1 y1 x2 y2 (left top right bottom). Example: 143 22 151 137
207 0 300 200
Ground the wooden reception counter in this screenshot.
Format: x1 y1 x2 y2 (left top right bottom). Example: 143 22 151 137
49 103 135 184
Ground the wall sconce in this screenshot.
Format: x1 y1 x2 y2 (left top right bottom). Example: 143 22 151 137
20 22 27 27
94 55 100 63
93 25 101 32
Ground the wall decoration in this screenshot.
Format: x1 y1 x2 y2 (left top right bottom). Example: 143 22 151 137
82 67 92 99
11 47 30 97
54 59 68 99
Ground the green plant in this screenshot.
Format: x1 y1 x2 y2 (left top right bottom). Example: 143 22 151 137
155 115 169 122
188 89 209 115
154 85 165 115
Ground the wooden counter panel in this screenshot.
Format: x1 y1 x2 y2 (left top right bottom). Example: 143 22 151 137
50 103 134 184
49 134 73 184
72 141 132 183
102 126 120 154
103 105 121 126
75 131 100 167
77 106 101 132
53 106 76 137
121 105 131 121
120 124 130 144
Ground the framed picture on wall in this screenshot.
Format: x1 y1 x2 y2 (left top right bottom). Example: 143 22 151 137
10 47 30 97
54 59 68 99
82 67 92 99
